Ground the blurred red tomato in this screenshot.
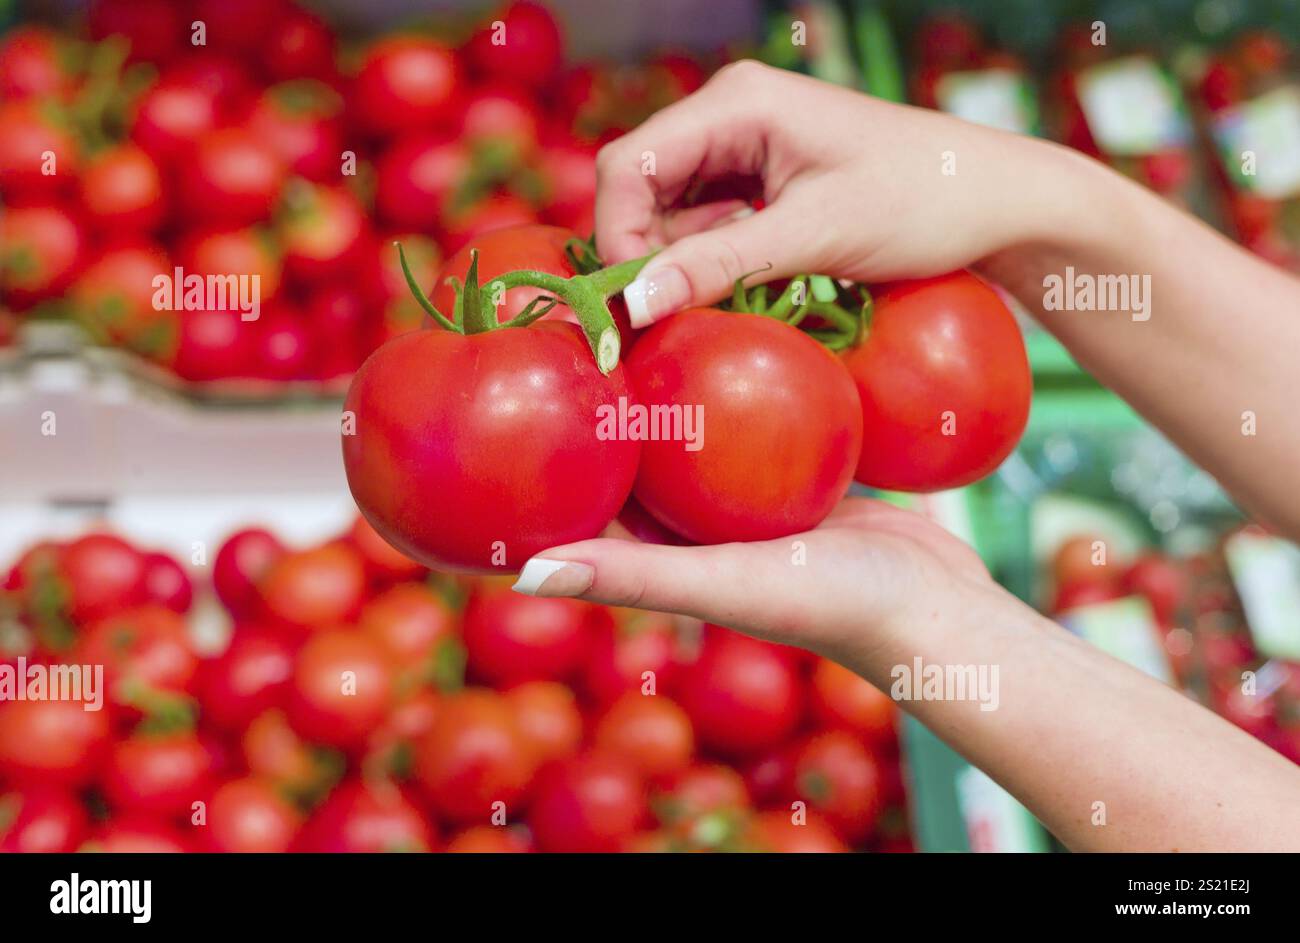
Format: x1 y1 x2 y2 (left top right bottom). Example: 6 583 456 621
462 583 594 686
84 817 194 853
296 779 434 853
192 0 287 58
78 143 165 234
181 129 285 228
278 183 372 286
348 515 426 583
746 810 848 853
0 26 74 100
287 630 395 749
529 752 648 853
56 533 146 624
583 609 680 706
594 692 694 782
465 2 563 87
170 307 253 382
810 659 896 750
76 604 199 709
247 81 344 183
350 37 460 138
504 680 584 768
792 731 883 844
414 688 533 824
130 80 220 166
678 628 804 758
374 133 470 231
657 763 750 825
0 698 112 788
69 243 173 354
1051 579 1124 614
141 551 193 613
1051 535 1117 590
446 824 533 853
0 787 89 853
262 5 337 83
175 226 283 307
213 528 285 618
1121 554 1187 625
0 100 80 203
204 777 301 853
1 204 83 309
260 543 367 630
359 583 457 667
102 731 214 817
198 628 297 733
89 0 184 64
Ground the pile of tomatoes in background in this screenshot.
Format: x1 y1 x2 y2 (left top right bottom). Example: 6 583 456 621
0 521 910 853
0 0 708 388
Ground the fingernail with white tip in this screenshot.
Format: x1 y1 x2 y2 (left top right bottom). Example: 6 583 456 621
623 264 689 328
512 558 595 597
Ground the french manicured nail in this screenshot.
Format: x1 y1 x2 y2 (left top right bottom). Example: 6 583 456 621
623 264 689 328
512 558 595 597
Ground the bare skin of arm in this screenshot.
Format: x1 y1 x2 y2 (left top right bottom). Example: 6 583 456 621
511 61 1300 851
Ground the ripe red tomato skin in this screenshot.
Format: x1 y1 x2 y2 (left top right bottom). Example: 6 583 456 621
1 204 84 308
1121 554 1187 625
57 533 148 625
180 129 285 228
414 688 533 824
627 308 862 544
342 321 640 573
0 101 80 203
350 37 460 138
677 628 805 758
462 585 593 686
141 551 193 613
348 515 426 583
446 825 533 853
593 692 695 783
246 87 343 184
359 583 457 664
204 777 301 853
170 308 253 381
260 543 368 631
84 817 194 853
503 681 583 768
1051 579 1124 614
529 752 648 854
129 80 220 167
0 788 89 853
793 731 884 845
582 610 680 706
295 780 434 853
0 26 73 100
286 630 395 750
810 659 897 751
0 699 112 788
842 272 1030 492
278 184 372 286
101 732 214 818
213 528 285 618
78 143 164 234
374 133 470 231
262 6 337 83
747 810 848 853
197 627 297 733
75 605 200 708
465 2 563 87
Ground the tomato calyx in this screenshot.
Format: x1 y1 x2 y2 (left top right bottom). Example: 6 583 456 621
395 240 652 374
727 273 873 352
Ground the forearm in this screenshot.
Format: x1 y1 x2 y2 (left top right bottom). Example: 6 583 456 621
841 584 1300 851
980 143 1300 539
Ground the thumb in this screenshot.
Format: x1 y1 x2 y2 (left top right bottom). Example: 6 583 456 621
510 538 794 632
621 207 802 328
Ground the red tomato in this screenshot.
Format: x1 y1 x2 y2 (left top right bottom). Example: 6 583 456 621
262 6 337 83
213 528 285 618
278 183 372 286
287 630 395 749
583 609 680 706
746 810 848 853
175 226 283 307
0 26 74 100
0 100 79 203
348 514 426 583
439 191 539 254
359 584 457 668
657 763 751 825
296 780 434 853
810 659 897 750
0 204 83 309
741 745 798 807
141 551 193 613
197 627 297 733
163 53 257 116
537 140 597 232
78 143 164 234
247 81 343 183
240 709 322 792
594 692 695 782
0 698 112 788
462 583 594 685
0 787 89 853
84 817 194 853
260 543 368 630
677 628 805 758
614 496 692 547
374 133 471 231
343 322 640 572
57 533 147 625
414 688 533 824
304 284 368 378
204 778 301 853
249 305 315 381
69 243 174 355
430 223 576 325
365 688 442 773
1121 554 1187 625
465 2 563 87
350 37 460 138
1051 534 1117 590
456 82 540 160
191 0 287 58
89 0 184 64
130 80 220 166
181 129 285 228
76 605 199 708
793 731 883 844
170 307 253 381
842 272 1030 491
1051 579 1124 614
446 825 533 853
102 732 214 817
503 681 584 768
628 309 861 543
529 752 648 853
